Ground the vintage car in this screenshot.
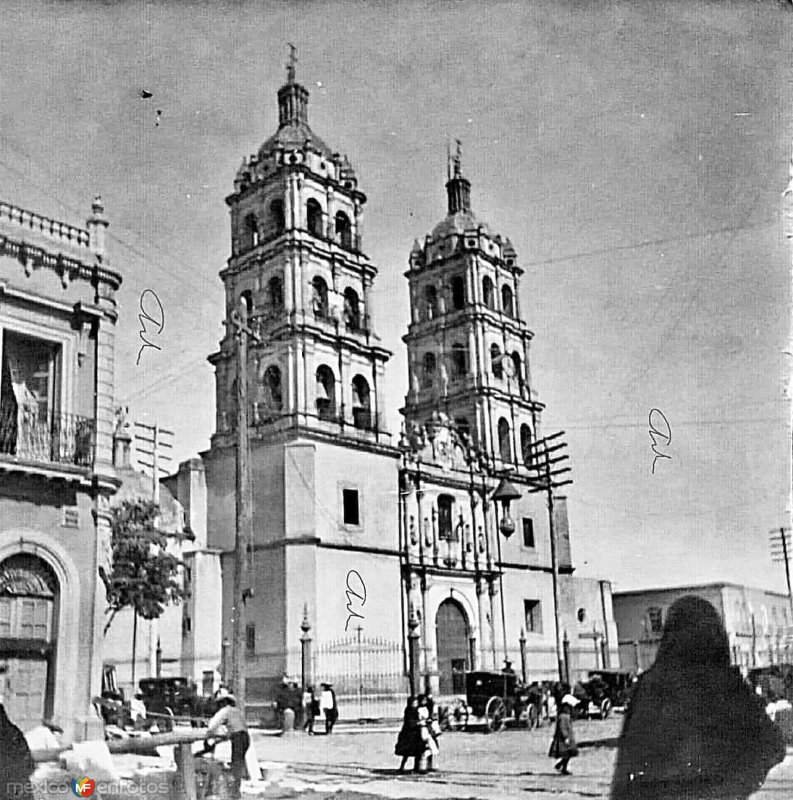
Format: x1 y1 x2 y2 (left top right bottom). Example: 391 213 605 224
571 669 635 719
748 664 793 704
138 676 218 730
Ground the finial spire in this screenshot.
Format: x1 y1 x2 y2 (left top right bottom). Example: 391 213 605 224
445 138 471 215
453 139 462 178
287 43 298 84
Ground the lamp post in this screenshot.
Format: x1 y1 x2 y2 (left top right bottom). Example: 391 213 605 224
492 477 522 670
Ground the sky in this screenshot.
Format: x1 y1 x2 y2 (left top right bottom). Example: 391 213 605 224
1 0 792 593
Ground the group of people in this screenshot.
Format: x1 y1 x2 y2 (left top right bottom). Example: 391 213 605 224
394 693 441 773
301 682 338 734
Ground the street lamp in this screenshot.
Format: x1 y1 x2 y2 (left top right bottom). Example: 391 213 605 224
491 478 522 538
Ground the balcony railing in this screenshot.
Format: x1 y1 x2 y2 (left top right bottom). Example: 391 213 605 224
0 401 94 469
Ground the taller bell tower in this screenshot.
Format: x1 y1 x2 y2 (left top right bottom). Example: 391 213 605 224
401 143 543 469
210 51 391 447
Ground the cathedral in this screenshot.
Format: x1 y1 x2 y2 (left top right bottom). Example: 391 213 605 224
193 59 618 714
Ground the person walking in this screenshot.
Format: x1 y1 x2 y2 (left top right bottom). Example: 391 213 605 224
319 683 338 734
394 696 424 772
129 689 147 731
610 595 786 800
0 702 35 800
302 686 318 735
205 694 250 799
549 694 579 776
417 694 439 771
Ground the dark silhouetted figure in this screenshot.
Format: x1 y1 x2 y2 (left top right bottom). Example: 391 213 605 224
610 595 786 800
0 703 35 799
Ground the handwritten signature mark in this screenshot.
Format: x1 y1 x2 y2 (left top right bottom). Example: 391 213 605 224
344 570 366 632
136 289 164 365
649 408 672 474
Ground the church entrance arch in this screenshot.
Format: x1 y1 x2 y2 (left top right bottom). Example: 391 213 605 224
0 553 59 731
436 599 469 695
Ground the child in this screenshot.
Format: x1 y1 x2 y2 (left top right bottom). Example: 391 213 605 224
549 694 579 775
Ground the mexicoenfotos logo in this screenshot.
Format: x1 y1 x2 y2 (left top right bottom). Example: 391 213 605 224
71 777 96 797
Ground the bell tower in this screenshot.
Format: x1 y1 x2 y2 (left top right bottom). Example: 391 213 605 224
401 142 543 469
210 49 391 447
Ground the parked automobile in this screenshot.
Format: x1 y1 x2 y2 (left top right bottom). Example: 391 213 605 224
138 677 218 730
572 669 636 720
748 664 793 704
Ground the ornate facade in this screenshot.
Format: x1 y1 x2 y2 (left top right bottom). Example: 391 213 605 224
201 60 618 712
0 197 121 740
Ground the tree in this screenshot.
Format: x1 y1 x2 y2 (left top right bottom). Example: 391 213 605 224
99 499 189 681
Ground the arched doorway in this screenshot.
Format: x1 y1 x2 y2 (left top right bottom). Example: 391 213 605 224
0 553 59 731
436 599 469 695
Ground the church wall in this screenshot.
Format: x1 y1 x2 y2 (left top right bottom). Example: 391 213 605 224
311 440 399 549
500 567 558 680
312 547 402 645
204 447 236 551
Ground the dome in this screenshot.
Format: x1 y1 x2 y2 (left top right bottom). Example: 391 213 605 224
430 210 491 241
257 72 334 161
258 120 333 160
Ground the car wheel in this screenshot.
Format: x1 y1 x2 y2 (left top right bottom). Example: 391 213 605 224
600 699 612 720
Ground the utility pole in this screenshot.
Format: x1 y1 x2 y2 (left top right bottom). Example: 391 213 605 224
525 432 572 684
769 527 793 622
229 298 260 712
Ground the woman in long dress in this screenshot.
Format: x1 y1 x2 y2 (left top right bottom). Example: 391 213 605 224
394 696 424 772
610 595 786 800
548 694 578 775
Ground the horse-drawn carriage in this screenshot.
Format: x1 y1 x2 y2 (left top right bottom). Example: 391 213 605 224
441 670 543 733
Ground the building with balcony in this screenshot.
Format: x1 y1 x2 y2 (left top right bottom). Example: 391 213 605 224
0 197 121 740
196 60 617 714
613 583 793 673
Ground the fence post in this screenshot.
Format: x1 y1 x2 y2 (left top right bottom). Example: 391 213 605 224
356 625 364 718
519 629 527 683
301 605 312 689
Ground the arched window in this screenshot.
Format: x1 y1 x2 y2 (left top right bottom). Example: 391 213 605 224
268 276 283 311
455 417 471 440
315 365 336 420
438 494 455 540
311 277 329 319
451 276 466 310
490 343 503 378
501 284 514 317
497 418 512 462
335 211 352 249
422 352 436 388
244 214 259 250
268 200 285 235
450 344 467 379
520 423 533 465
425 285 438 320
263 366 283 411
482 275 495 310
306 198 323 237
351 375 371 429
343 287 361 331
240 290 253 317
511 351 522 383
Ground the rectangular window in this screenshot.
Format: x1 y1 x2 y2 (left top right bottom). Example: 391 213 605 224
183 616 192 634
62 507 79 528
1 330 66 464
202 670 215 696
342 488 360 526
524 599 543 634
522 518 535 548
246 623 256 656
